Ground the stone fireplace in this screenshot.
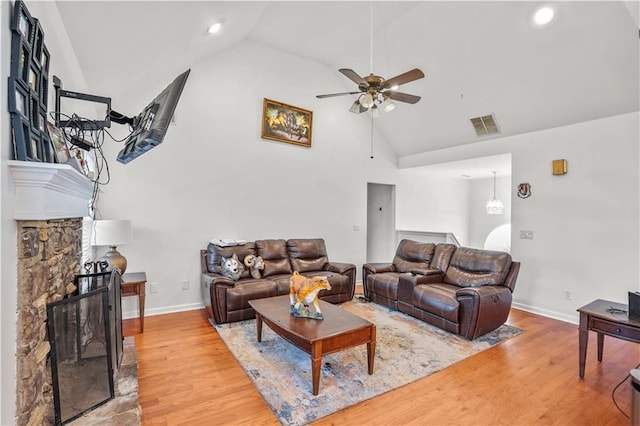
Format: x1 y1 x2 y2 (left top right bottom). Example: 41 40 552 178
15 218 83 425
9 161 140 425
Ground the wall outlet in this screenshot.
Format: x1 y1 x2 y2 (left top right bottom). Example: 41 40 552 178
520 230 534 240
182 280 189 290
150 282 159 294
564 289 573 300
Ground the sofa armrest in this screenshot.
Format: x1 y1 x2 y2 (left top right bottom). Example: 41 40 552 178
456 285 513 340
363 263 396 274
325 261 355 275
325 262 357 300
201 272 237 324
362 263 396 300
398 271 445 304
410 268 444 276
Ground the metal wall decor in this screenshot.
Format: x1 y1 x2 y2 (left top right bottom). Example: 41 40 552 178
517 182 532 199
8 0 55 162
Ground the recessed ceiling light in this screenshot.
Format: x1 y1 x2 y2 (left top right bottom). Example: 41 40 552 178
533 6 554 26
390 85 399 91
208 22 223 34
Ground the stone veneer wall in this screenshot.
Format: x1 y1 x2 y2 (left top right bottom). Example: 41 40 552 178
15 218 83 426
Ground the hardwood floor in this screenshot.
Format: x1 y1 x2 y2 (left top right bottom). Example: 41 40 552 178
124 303 638 425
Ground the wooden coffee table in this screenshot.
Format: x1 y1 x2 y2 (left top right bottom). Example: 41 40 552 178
249 295 376 395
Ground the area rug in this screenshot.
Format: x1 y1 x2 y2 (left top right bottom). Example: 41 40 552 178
215 298 522 426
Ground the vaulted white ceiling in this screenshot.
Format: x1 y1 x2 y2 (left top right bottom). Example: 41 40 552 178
54 1 639 167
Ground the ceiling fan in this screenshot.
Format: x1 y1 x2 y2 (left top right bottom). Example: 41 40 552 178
316 68 425 114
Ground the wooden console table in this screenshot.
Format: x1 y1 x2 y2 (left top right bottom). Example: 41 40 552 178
578 299 640 378
122 272 147 333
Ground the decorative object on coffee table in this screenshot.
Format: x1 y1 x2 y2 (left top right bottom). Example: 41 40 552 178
92 220 133 274
289 272 331 319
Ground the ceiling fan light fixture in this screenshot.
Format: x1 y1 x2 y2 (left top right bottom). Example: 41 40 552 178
349 99 362 114
383 98 396 112
361 93 375 108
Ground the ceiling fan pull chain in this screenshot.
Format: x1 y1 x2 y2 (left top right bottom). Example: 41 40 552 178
370 114 374 159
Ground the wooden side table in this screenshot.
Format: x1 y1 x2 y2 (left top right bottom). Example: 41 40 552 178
578 299 640 378
122 272 147 333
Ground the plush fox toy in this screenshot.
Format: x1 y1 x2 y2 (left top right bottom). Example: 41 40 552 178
289 271 332 315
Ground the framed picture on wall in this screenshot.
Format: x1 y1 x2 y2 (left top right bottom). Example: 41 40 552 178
261 98 313 148
11 0 33 44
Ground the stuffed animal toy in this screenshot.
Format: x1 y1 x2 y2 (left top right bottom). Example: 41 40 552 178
289 271 332 319
243 255 265 279
220 253 244 281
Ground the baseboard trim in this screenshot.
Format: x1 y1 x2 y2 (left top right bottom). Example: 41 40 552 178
512 302 578 325
123 302 204 320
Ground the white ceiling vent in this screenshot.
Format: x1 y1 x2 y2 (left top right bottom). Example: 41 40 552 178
470 114 500 137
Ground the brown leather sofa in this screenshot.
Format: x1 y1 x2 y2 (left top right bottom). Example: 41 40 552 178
363 239 520 340
201 238 356 324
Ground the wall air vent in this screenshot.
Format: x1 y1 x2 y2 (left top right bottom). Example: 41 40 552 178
470 114 500 137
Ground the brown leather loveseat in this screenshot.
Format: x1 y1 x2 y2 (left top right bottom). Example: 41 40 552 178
363 239 520 340
201 238 356 324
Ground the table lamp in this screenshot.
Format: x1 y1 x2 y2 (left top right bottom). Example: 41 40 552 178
91 220 133 274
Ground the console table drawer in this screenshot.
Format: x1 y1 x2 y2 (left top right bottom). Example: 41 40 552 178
591 318 640 341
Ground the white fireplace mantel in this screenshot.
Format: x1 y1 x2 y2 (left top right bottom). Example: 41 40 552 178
8 160 94 220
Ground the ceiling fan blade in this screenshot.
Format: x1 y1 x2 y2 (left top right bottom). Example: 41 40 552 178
386 91 422 104
381 68 425 90
316 91 362 99
339 68 368 87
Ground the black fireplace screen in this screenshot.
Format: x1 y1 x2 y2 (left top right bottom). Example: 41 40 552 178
47 287 113 424
46 270 123 425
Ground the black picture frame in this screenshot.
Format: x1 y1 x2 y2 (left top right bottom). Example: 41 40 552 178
31 20 44 69
29 94 39 131
40 133 54 163
40 73 48 108
41 44 50 75
11 114 31 161
8 79 29 119
11 0 34 45
28 64 39 93
28 129 42 162
11 36 31 87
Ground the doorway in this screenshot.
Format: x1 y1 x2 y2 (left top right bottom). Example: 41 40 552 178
366 183 396 262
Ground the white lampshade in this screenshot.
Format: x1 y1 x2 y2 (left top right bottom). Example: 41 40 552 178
361 93 375 108
92 220 133 247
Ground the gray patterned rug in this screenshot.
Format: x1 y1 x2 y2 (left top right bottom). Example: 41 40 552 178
215 298 522 426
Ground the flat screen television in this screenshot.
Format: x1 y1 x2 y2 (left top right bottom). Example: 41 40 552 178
116 69 191 164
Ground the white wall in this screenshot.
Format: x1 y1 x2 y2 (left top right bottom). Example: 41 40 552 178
396 169 470 246
1 2 91 422
95 39 399 317
467 175 512 249
1 2 12 422
399 112 640 323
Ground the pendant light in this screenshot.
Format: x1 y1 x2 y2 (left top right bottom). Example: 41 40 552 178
485 171 504 215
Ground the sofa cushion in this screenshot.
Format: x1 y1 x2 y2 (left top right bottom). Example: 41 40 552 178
226 279 278 311
206 242 256 279
256 239 293 277
287 239 329 273
413 283 460 323
392 240 435 273
367 272 403 301
444 247 512 287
